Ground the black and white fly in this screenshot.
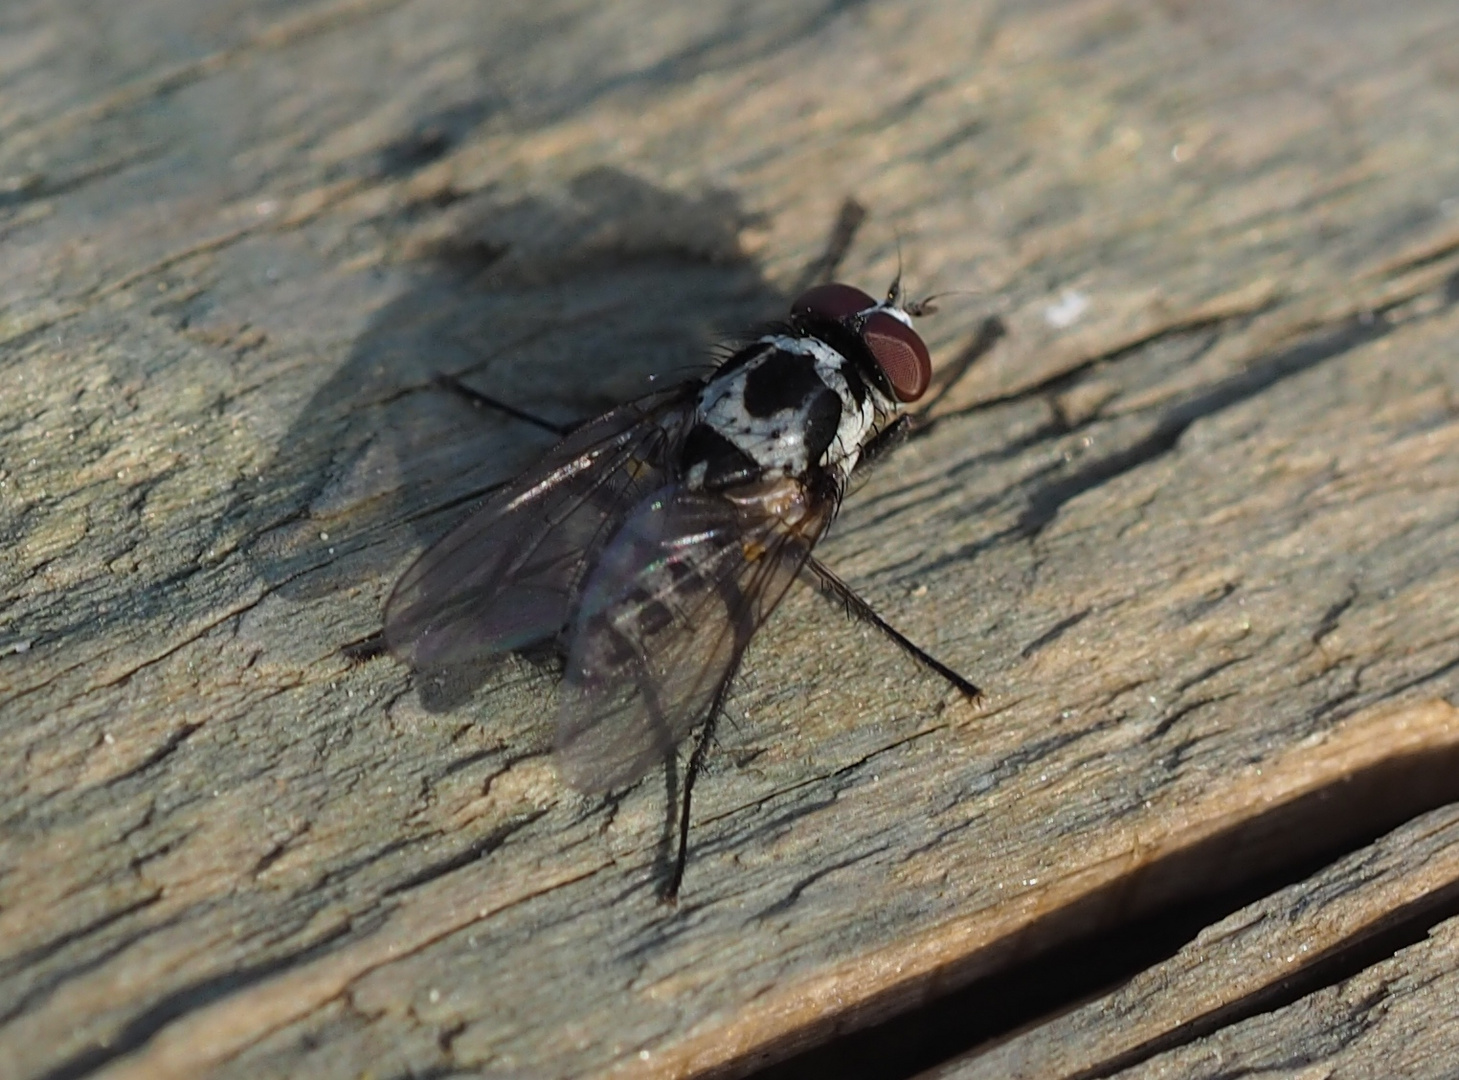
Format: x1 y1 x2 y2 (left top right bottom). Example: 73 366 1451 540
384 276 982 899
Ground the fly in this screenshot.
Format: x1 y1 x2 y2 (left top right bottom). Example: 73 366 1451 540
383 275 983 900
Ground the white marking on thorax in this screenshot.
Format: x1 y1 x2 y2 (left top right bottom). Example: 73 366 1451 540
695 335 895 484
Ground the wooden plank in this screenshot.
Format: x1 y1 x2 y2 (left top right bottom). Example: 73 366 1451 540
923 802 1459 1079
1104 916 1459 1080
1111 900 1459 1076
3 2 1459 1078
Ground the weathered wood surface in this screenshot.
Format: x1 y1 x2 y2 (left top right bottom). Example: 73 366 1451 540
1108 915 1459 1080
1108 920 1459 1080
925 798 1459 1080
3 1 1459 1078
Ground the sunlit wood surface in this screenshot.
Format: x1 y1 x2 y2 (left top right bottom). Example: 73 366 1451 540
3 2 1459 1077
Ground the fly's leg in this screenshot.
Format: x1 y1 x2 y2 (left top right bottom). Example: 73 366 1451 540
664 710 718 903
433 373 576 437
802 557 983 702
856 415 913 474
662 665 741 903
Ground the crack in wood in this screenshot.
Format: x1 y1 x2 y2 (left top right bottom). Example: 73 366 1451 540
34 919 357 1080
1061 880 1459 1080
100 722 201 788
379 811 550 899
7 4 1459 1077
1017 314 1396 535
745 708 1459 1080
1019 608 1092 659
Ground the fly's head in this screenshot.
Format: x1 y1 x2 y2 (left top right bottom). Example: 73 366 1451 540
788 279 934 410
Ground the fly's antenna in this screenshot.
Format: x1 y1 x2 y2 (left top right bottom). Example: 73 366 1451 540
886 233 905 308
904 288 983 319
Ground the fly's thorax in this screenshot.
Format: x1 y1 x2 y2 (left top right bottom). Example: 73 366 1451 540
682 334 898 491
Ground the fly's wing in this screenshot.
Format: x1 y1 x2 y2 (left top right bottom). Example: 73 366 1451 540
555 481 832 792
384 387 694 671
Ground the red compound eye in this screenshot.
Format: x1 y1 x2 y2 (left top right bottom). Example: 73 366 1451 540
790 283 877 322
861 310 932 402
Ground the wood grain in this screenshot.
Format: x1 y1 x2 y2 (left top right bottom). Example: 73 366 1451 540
3 1 1459 1078
1106 915 1459 1080
923 799 1459 1079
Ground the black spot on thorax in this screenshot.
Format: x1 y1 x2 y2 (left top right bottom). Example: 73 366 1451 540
791 316 883 405
799 388 844 467
739 347 849 469
680 423 761 490
742 351 828 418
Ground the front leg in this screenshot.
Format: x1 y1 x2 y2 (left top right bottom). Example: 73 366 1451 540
854 415 914 476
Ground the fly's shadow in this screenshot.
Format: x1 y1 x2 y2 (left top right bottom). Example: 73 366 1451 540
228 167 781 690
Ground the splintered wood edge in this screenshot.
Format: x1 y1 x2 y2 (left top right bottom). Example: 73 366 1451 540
1113 923 1459 1078
662 699 1459 1080
85 699 1459 1080
926 807 1459 1079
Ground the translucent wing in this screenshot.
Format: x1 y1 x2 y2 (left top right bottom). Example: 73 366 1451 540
384 387 693 671
555 480 833 792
